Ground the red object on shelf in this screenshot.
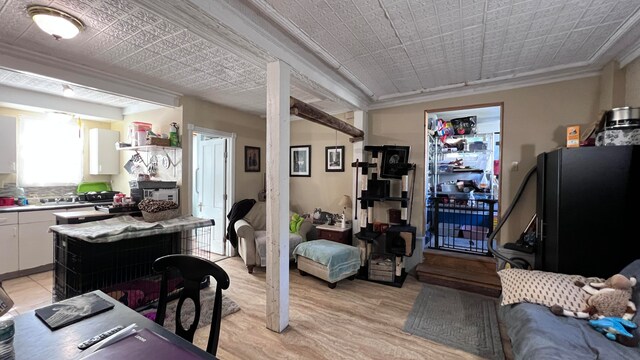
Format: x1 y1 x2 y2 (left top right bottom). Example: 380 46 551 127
494 160 500 175
0 197 14 206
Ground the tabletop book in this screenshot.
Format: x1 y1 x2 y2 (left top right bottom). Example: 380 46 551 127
80 328 203 359
35 292 114 330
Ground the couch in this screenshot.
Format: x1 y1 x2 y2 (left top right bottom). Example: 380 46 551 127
499 259 640 360
234 202 312 273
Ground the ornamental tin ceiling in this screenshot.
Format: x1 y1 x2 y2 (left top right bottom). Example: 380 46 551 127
262 0 640 98
0 0 638 112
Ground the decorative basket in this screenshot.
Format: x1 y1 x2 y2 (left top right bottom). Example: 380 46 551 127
141 208 181 222
148 137 171 146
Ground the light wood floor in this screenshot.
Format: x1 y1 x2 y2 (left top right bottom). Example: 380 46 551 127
2 257 494 359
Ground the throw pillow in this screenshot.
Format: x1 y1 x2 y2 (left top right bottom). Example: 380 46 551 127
290 213 304 234
498 268 591 312
244 202 266 230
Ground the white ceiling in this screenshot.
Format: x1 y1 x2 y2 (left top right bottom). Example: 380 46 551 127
259 0 640 100
0 0 638 115
0 0 353 114
0 67 142 108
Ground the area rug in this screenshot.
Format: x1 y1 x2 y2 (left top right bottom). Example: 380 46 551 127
142 286 240 332
403 284 504 360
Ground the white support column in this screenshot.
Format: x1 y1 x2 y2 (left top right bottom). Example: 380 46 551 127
352 110 368 241
265 60 291 333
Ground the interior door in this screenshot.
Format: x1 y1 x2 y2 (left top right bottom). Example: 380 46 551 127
196 137 227 255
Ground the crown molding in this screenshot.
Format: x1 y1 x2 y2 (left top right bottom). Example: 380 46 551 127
618 38 640 68
368 66 601 111
0 44 181 107
590 7 640 66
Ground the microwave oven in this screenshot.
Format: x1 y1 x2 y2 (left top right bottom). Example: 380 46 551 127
142 188 179 205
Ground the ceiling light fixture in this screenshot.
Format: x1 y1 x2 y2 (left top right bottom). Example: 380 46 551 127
27 6 84 40
62 84 75 97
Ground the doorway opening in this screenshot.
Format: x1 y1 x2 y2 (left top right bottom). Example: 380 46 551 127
424 103 503 255
191 127 236 261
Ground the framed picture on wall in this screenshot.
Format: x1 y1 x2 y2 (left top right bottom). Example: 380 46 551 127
290 145 311 177
244 146 260 172
325 146 344 172
380 145 410 179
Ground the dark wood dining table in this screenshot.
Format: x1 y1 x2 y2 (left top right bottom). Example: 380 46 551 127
11 290 215 359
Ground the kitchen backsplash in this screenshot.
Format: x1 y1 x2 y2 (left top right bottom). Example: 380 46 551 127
0 183 76 199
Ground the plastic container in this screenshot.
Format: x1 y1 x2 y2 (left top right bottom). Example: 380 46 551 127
0 198 13 207
0 318 15 360
131 122 152 146
76 182 112 197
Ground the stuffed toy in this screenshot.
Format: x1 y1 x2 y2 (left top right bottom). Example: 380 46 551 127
589 317 639 347
551 274 637 320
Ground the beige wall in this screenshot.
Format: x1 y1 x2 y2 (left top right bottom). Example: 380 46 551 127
289 113 353 217
0 107 24 187
181 96 266 215
599 61 626 112
368 75 601 249
110 106 183 196
625 57 640 106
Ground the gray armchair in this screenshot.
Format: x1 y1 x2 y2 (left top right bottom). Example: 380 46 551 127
234 202 312 273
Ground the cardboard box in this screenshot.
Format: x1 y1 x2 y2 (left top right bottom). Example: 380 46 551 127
567 125 580 148
460 225 489 240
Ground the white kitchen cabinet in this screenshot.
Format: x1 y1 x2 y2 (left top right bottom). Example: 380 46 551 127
0 115 17 173
90 128 120 175
0 212 18 275
18 209 58 270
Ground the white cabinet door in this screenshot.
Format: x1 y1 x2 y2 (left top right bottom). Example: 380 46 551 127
0 116 16 173
89 128 120 175
19 221 54 270
0 225 19 275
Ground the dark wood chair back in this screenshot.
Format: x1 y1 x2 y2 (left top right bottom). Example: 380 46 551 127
153 254 230 356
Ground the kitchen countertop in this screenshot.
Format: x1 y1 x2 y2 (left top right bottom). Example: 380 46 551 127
0 201 112 213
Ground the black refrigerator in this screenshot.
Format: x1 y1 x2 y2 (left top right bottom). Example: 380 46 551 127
536 145 640 277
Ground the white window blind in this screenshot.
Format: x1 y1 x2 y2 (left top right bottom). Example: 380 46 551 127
18 115 82 186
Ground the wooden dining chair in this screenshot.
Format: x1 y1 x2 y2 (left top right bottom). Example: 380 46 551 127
152 254 230 356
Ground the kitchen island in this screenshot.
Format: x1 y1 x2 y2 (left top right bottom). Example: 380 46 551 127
54 208 141 224
50 215 214 310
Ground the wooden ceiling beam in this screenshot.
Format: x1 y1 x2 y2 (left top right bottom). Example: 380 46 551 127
290 97 364 142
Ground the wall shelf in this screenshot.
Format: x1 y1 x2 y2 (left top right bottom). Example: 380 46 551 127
116 144 181 176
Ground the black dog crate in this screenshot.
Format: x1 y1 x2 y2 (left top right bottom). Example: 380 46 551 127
53 232 181 302
53 222 214 310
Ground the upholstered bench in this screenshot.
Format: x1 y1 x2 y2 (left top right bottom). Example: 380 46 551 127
292 240 361 288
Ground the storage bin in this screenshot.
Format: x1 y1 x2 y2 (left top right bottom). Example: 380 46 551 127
130 122 152 146
368 253 395 282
